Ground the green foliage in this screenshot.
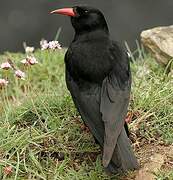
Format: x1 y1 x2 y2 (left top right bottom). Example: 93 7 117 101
0 49 172 179
156 170 173 180
131 54 173 144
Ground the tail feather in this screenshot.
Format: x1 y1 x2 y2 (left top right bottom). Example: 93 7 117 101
108 128 139 173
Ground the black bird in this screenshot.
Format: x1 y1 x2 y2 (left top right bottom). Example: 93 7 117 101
51 6 139 174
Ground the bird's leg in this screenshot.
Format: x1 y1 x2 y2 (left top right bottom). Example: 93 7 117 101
124 122 130 137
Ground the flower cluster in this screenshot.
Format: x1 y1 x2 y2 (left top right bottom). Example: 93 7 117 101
14 70 26 80
40 39 62 50
21 56 38 65
0 54 38 88
0 38 62 89
1 62 11 70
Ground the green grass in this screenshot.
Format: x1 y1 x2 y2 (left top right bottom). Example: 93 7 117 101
156 170 173 180
0 48 172 179
131 55 173 144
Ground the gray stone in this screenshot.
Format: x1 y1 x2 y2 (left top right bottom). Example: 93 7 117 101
141 25 173 66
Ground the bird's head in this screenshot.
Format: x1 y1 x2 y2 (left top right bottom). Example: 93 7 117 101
51 6 109 35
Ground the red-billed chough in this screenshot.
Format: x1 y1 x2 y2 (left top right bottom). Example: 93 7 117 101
51 6 139 174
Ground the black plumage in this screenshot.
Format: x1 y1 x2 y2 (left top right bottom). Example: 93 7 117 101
51 6 139 174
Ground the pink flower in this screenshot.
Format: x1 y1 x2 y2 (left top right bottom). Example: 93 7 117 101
1 62 12 70
0 79 8 87
48 41 62 50
15 70 26 80
40 39 62 50
3 166 13 176
21 56 38 65
40 39 49 50
27 56 38 65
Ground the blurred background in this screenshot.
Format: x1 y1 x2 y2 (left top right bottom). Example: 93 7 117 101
0 0 173 53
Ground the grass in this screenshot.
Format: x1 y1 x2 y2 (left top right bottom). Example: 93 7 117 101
0 48 172 179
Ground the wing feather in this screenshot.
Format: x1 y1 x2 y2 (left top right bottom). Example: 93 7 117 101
100 72 131 167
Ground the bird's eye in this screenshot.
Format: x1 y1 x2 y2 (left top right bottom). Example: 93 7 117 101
75 7 88 16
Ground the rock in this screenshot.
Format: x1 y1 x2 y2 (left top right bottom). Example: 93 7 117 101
135 153 165 180
141 25 173 67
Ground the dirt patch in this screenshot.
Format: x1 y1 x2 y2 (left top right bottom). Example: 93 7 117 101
120 143 173 180
135 153 164 180
136 143 173 168
73 115 173 179
122 143 173 180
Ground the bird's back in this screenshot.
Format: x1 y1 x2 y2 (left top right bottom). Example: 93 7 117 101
65 30 114 85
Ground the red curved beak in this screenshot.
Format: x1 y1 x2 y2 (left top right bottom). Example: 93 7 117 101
50 8 76 17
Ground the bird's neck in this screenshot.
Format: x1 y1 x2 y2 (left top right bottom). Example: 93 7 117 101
73 29 109 42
